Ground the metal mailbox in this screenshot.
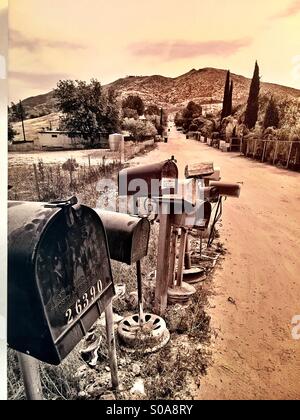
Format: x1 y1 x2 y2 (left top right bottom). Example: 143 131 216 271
94 210 150 265
170 201 212 230
210 182 241 198
8 199 115 365
118 158 178 198
185 162 214 179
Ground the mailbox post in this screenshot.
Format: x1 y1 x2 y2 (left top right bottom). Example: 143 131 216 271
95 209 170 353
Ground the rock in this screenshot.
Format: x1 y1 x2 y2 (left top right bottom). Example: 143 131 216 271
100 392 116 401
105 366 111 372
78 391 87 399
86 384 106 398
130 378 146 396
132 363 141 376
127 292 139 310
74 365 88 379
119 358 127 367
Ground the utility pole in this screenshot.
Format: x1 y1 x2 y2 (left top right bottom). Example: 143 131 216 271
19 100 26 142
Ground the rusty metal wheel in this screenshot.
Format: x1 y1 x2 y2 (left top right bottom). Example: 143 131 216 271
168 282 196 305
183 267 207 285
118 313 170 354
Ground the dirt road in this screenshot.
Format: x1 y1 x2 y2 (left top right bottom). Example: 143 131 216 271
131 127 300 400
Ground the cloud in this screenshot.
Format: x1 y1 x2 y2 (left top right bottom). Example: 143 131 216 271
129 38 252 60
10 29 85 51
10 71 70 89
271 0 300 19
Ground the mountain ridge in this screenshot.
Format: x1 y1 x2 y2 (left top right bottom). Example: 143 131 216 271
17 67 300 118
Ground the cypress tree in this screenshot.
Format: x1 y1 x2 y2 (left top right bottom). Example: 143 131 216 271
228 80 233 116
245 61 260 129
263 97 280 129
221 70 230 120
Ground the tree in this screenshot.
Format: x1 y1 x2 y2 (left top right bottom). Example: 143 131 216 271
182 101 202 131
11 100 27 141
263 97 280 129
221 71 231 120
122 95 145 116
102 88 121 134
245 61 260 129
8 121 17 142
55 79 120 143
228 81 233 116
145 105 160 116
122 118 157 141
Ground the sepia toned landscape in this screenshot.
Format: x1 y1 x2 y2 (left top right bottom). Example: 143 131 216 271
5 0 300 402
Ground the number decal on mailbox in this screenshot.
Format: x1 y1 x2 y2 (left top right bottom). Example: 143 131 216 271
65 280 104 325
65 309 74 325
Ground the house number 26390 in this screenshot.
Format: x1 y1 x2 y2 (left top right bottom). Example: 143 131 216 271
65 280 103 325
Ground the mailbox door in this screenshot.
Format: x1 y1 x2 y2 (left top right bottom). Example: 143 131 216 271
95 210 150 265
8 202 114 365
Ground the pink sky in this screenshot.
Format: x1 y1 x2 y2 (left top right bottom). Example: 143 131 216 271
8 0 300 101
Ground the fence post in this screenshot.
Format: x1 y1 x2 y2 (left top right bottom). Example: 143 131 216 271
273 141 279 166
262 141 267 163
286 142 293 169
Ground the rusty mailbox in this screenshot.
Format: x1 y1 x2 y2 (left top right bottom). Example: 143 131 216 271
118 158 178 198
94 210 150 265
8 199 115 365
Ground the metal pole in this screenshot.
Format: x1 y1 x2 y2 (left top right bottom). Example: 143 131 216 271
184 233 192 270
136 260 145 326
19 100 26 142
17 352 43 400
168 228 178 289
176 228 188 288
154 202 172 316
105 301 119 390
273 141 279 166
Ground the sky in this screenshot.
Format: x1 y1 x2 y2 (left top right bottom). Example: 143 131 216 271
8 0 300 102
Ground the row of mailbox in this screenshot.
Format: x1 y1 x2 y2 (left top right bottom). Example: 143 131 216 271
8 159 240 366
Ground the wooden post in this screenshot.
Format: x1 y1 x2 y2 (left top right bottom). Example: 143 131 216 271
105 301 119 390
273 141 279 166
262 141 267 163
254 139 258 158
246 139 249 157
184 233 192 270
33 164 41 201
120 135 125 164
17 353 43 400
176 228 188 288
168 228 178 288
286 142 293 169
154 203 172 315
136 260 145 326
19 100 27 142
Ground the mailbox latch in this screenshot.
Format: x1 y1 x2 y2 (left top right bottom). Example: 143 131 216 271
45 196 78 227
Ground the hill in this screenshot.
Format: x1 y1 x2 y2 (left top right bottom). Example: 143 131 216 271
17 67 300 118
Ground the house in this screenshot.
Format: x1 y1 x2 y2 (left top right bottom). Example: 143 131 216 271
35 130 110 150
35 131 86 150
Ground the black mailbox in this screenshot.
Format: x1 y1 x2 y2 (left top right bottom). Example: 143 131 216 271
8 200 115 365
94 210 150 265
118 159 178 198
210 182 241 198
